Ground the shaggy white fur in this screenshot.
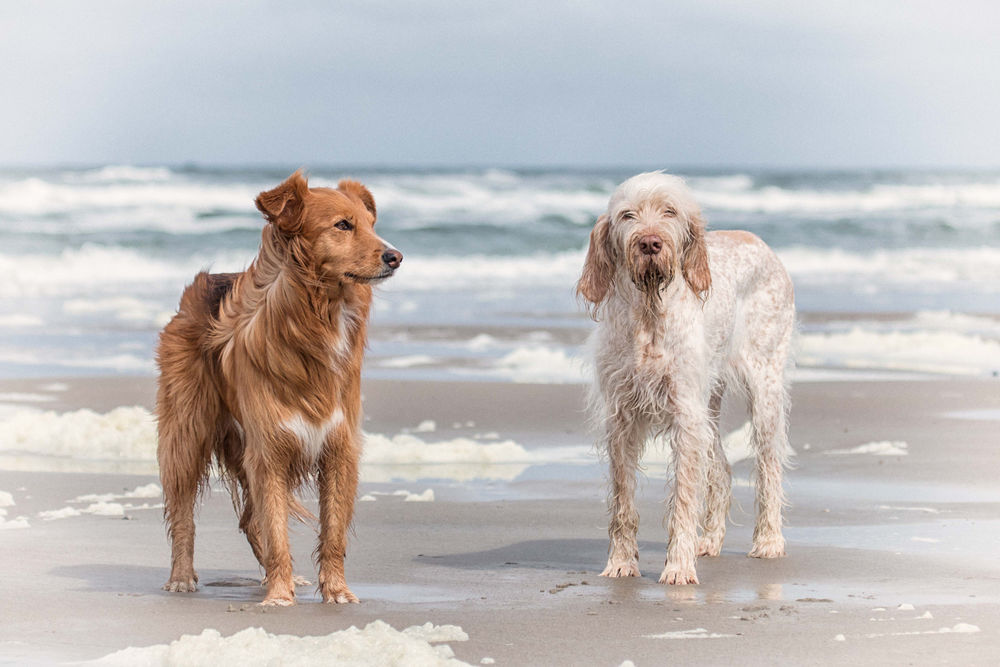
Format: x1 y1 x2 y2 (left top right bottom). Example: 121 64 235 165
578 172 795 585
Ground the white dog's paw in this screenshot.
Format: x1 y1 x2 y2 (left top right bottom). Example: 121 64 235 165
697 535 724 557
748 535 786 559
600 559 640 578
658 563 699 585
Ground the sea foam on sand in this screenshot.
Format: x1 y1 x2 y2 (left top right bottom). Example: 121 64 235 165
86 621 471 667
0 490 30 530
0 404 755 482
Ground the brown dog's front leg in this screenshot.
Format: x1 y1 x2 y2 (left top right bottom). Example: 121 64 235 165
246 443 295 606
316 426 360 604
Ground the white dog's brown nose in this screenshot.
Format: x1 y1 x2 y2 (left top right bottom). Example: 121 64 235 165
638 235 662 255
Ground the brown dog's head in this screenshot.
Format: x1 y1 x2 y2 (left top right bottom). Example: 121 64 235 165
255 170 402 285
578 171 710 315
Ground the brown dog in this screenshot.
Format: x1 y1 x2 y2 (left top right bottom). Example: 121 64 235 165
156 170 401 605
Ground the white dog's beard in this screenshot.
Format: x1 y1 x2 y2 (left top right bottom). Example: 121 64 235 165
629 257 671 315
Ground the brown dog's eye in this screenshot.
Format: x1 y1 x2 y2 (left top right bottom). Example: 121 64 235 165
335 220 353 231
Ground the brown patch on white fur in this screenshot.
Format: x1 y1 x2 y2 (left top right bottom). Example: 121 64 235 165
715 229 760 245
156 170 401 606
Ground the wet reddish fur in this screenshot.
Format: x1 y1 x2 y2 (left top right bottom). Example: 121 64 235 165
156 170 391 605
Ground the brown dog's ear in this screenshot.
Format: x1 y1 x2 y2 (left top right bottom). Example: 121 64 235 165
577 215 614 316
682 212 712 297
338 180 377 219
256 170 309 233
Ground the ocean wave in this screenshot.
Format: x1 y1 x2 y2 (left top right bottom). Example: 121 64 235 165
3 170 1000 239
696 180 1000 214
775 246 1000 285
3 242 1000 304
76 165 175 183
0 244 254 298
797 328 1000 376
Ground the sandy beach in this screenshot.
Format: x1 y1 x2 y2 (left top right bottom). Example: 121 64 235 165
1 372 998 665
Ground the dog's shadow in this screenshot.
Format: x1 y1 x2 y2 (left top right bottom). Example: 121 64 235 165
414 538 664 572
50 564 267 600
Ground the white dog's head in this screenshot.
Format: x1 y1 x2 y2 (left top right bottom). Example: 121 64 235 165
578 172 711 315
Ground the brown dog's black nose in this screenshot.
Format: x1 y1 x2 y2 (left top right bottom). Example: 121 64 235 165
638 235 662 255
382 248 403 269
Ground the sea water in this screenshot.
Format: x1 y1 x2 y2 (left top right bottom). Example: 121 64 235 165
1 165 999 380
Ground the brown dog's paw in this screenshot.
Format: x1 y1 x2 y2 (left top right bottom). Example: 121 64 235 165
321 584 360 604
163 578 198 593
259 595 295 607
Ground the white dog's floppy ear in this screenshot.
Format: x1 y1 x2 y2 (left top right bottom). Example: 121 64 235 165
578 214 614 315
256 169 309 233
682 212 712 297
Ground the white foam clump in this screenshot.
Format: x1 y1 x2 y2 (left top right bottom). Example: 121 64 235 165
491 346 585 384
643 628 736 639
361 431 590 482
87 621 471 666
0 406 156 467
400 489 435 502
863 623 980 638
797 328 1000 377
826 441 908 456
877 505 939 514
412 420 437 433
0 510 30 530
0 493 30 530
73 483 163 503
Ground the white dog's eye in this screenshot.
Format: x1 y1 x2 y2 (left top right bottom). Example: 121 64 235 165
663 207 677 217
621 211 637 221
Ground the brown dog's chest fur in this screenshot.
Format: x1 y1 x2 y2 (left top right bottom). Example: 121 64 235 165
203 262 370 438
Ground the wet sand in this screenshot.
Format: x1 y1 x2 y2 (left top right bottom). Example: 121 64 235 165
1 374 999 665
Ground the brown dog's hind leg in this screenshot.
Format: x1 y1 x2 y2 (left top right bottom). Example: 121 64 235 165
156 336 219 593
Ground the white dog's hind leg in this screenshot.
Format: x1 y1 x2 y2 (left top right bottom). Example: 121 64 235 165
601 414 645 578
747 371 790 559
660 415 710 585
698 390 730 557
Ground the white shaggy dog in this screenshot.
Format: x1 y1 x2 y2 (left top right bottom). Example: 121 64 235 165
577 172 794 585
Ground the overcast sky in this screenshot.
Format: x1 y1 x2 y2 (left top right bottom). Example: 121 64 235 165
2 1 999 168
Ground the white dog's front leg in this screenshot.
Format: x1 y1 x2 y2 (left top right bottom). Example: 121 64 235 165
601 414 646 578
660 417 710 585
